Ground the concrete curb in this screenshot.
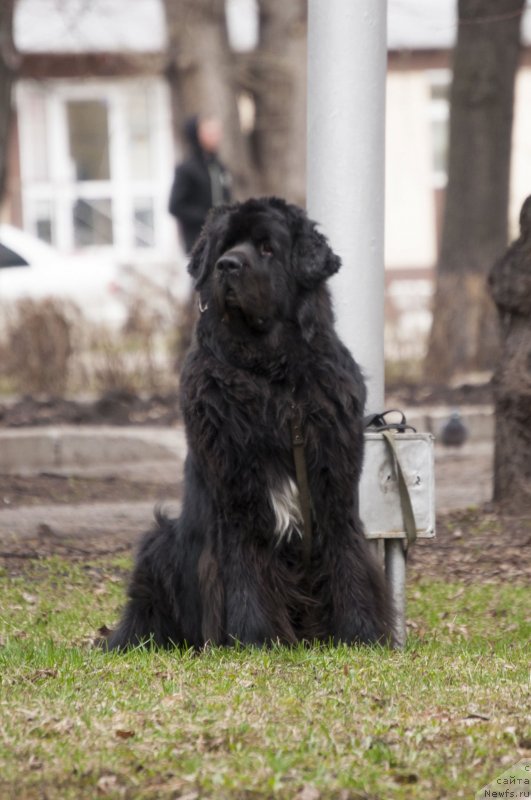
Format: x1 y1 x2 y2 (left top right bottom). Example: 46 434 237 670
0 426 187 473
0 406 493 473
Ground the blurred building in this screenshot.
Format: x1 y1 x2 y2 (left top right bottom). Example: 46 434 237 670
2 0 531 357
5 0 175 274
385 0 531 361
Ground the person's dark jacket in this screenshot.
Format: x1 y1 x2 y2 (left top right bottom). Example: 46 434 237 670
168 116 232 253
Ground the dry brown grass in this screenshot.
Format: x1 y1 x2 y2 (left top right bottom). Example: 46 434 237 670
2 298 79 394
0 294 187 397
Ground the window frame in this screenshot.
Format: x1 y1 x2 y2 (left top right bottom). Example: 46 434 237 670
17 77 173 260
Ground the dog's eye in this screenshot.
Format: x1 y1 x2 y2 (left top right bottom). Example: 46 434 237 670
260 241 273 257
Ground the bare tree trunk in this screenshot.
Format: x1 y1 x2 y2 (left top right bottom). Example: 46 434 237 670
251 0 307 204
161 0 257 196
488 196 531 513
425 0 524 382
0 0 17 204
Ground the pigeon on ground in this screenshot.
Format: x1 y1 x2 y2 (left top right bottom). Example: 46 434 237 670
440 410 468 446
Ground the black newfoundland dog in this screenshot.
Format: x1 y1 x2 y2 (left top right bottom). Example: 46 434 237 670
106 197 393 650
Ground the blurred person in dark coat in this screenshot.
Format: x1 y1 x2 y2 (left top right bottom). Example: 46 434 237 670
169 115 232 253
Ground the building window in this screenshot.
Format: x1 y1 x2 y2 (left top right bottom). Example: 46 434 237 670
428 71 451 188
18 79 169 255
133 198 155 248
73 198 114 247
31 199 54 244
67 100 111 181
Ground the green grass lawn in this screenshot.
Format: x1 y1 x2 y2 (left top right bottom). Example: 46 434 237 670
0 556 529 799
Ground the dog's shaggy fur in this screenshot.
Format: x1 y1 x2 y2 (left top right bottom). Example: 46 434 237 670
106 198 393 649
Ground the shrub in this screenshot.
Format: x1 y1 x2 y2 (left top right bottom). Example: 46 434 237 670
2 298 79 395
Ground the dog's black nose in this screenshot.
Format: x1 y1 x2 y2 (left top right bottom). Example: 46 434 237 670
216 254 244 274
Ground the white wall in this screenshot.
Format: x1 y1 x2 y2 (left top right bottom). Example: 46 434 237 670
385 71 437 269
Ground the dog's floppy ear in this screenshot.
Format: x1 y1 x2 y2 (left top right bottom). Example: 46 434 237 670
290 206 341 288
188 205 230 289
188 233 210 289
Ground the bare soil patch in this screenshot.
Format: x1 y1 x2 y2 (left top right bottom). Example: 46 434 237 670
1 472 180 508
0 389 181 428
409 507 530 585
1 479 528 588
0 472 182 569
386 379 493 407
0 381 493 429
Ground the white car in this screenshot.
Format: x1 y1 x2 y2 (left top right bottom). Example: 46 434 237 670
0 224 127 326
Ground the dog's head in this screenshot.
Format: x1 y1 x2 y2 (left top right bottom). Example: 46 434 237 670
188 198 340 339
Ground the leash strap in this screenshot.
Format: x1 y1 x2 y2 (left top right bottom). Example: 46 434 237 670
380 429 418 552
290 411 313 567
289 407 417 561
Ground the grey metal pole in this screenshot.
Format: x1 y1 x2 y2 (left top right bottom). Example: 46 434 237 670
306 0 407 648
385 539 407 647
307 0 386 415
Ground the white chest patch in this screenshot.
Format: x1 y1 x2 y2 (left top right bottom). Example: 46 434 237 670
268 477 303 542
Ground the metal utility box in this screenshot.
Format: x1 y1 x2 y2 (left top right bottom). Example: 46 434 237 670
360 432 435 540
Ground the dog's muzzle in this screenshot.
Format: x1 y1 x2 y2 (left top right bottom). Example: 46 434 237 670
214 242 271 331
215 242 255 278
216 253 245 276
